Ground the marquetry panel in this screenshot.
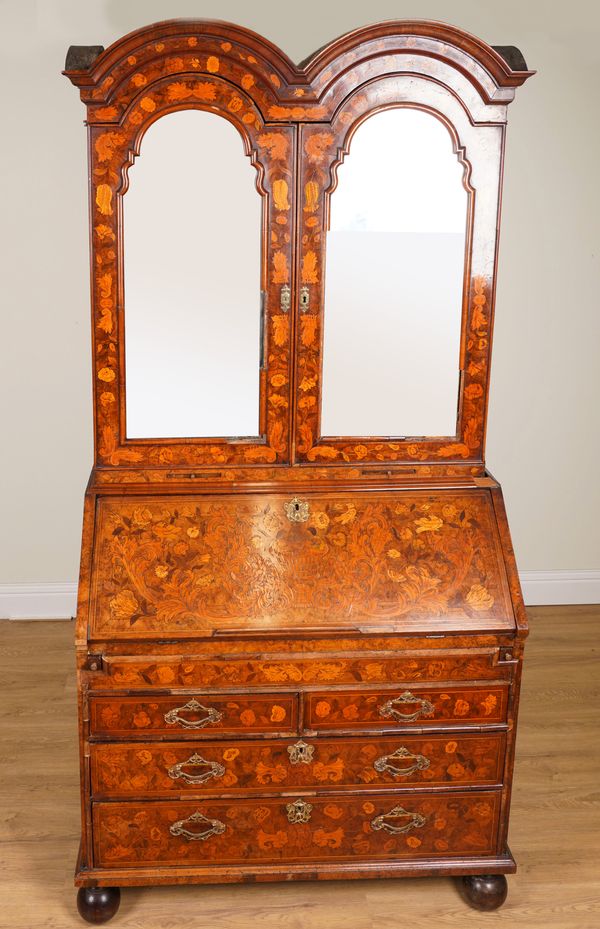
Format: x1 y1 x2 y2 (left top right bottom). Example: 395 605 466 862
89 489 513 638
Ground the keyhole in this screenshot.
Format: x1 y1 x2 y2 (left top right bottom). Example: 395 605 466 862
294 502 300 512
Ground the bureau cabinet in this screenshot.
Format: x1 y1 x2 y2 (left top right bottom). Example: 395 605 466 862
64 18 533 922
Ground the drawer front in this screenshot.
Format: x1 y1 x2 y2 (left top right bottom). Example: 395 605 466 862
90 490 514 639
93 790 502 868
91 732 506 798
90 694 298 739
98 650 506 689
306 685 508 731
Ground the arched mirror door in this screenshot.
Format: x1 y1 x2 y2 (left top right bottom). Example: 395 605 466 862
86 75 295 468
293 75 499 468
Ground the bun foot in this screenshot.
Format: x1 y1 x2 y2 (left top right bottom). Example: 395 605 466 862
461 874 508 910
77 887 121 924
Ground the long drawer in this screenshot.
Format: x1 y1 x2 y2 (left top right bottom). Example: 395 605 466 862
305 685 508 731
91 732 506 798
93 790 502 868
90 693 298 739
92 650 508 689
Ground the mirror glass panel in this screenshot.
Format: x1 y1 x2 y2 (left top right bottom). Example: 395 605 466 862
321 107 467 438
124 109 261 439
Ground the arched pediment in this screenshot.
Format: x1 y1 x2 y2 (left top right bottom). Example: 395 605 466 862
65 18 533 128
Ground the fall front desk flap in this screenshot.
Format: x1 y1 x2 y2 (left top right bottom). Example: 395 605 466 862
88 491 515 638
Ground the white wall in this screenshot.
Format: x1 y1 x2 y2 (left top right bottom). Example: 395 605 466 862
1 0 598 610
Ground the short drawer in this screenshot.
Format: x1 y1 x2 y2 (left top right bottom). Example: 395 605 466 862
93 789 502 868
90 731 506 798
89 693 298 739
305 684 508 732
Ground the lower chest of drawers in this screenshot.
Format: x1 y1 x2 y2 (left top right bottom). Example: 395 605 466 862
86 670 512 871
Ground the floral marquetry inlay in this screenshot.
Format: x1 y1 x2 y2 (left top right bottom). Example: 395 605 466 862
90 490 513 637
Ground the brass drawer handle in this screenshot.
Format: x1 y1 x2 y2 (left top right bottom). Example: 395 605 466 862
379 691 435 723
286 798 313 824
284 496 310 522
373 746 430 778
163 698 223 730
287 740 314 765
370 804 427 836
169 810 226 842
167 752 226 785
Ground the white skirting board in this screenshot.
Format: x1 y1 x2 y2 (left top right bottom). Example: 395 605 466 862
0 583 78 620
0 572 599 619
519 570 600 607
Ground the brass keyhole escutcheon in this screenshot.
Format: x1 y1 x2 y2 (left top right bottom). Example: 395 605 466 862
284 497 310 523
280 284 291 312
287 740 314 765
299 286 310 311
286 798 313 824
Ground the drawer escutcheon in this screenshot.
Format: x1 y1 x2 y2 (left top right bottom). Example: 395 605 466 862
286 798 313 824
287 740 314 765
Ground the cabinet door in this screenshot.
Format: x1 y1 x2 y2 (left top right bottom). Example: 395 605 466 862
87 68 295 467
293 79 503 467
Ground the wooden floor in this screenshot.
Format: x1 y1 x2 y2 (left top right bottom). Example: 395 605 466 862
0 606 598 929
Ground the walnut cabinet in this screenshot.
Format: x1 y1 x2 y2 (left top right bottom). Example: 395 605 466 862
64 19 533 923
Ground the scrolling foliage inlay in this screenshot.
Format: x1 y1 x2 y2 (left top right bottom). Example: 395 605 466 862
90 490 512 637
